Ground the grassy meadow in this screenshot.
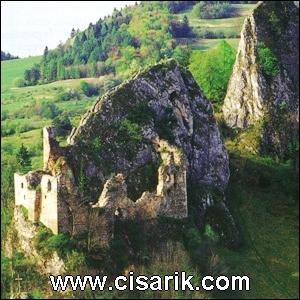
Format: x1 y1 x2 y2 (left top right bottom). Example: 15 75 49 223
1 56 42 94
177 3 257 51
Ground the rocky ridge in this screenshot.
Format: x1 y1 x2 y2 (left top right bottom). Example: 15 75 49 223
223 1 299 159
67 59 230 200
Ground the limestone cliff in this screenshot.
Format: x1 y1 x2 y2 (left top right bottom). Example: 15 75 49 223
13 59 234 252
67 59 229 200
6 207 65 275
223 1 299 159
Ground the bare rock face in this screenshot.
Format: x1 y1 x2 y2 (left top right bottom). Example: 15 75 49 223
13 60 234 253
223 1 299 159
67 59 229 200
6 207 65 275
65 57 232 248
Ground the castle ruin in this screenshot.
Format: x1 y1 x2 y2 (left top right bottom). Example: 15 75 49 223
14 127 188 248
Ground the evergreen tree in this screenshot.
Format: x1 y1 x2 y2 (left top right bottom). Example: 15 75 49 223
16 144 31 172
70 28 76 38
43 46 49 58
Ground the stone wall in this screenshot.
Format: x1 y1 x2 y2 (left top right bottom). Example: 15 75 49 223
43 127 62 171
14 171 61 235
14 173 40 222
40 175 59 234
155 139 188 218
89 139 188 249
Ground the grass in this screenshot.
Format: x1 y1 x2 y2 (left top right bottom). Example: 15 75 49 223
177 3 257 51
1 58 101 175
221 153 299 298
1 56 42 94
178 37 240 51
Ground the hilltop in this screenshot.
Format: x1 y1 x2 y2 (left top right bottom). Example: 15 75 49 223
21 1 257 85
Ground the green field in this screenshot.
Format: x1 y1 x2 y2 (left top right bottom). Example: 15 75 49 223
1 57 101 171
177 37 240 50
1 56 41 94
221 153 299 298
177 3 257 51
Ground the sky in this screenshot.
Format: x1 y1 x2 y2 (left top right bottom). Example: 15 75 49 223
1 1 137 58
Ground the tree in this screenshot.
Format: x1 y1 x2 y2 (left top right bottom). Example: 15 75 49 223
70 28 76 38
24 65 40 85
189 41 236 110
172 45 191 67
40 102 61 119
52 115 72 136
1 51 18 61
43 46 49 58
16 144 31 172
80 81 99 97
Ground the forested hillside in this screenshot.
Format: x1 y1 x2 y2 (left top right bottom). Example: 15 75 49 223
22 1 256 86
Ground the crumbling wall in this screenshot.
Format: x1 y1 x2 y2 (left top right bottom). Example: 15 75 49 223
40 175 59 234
43 127 62 171
14 173 40 222
89 139 188 248
155 139 188 219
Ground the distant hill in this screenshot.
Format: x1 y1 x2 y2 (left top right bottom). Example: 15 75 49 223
22 1 256 86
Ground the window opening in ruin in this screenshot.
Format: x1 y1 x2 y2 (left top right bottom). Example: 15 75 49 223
21 182 24 188
47 180 52 192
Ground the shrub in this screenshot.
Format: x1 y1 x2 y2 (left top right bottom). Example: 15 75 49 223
1 125 15 137
13 77 26 87
56 89 80 102
118 119 142 145
1 111 8 121
80 81 99 97
65 250 86 274
127 102 154 125
46 234 73 257
192 2 236 19
15 122 35 134
172 45 191 67
257 42 280 78
52 114 72 136
20 205 29 220
204 224 219 242
40 102 61 119
103 78 122 93
33 226 53 257
110 235 130 270
29 289 44 299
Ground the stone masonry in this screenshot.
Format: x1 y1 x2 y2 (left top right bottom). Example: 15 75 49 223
14 127 188 248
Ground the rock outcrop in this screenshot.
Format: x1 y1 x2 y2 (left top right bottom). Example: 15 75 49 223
223 1 299 159
14 59 233 250
68 59 229 198
6 207 65 275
